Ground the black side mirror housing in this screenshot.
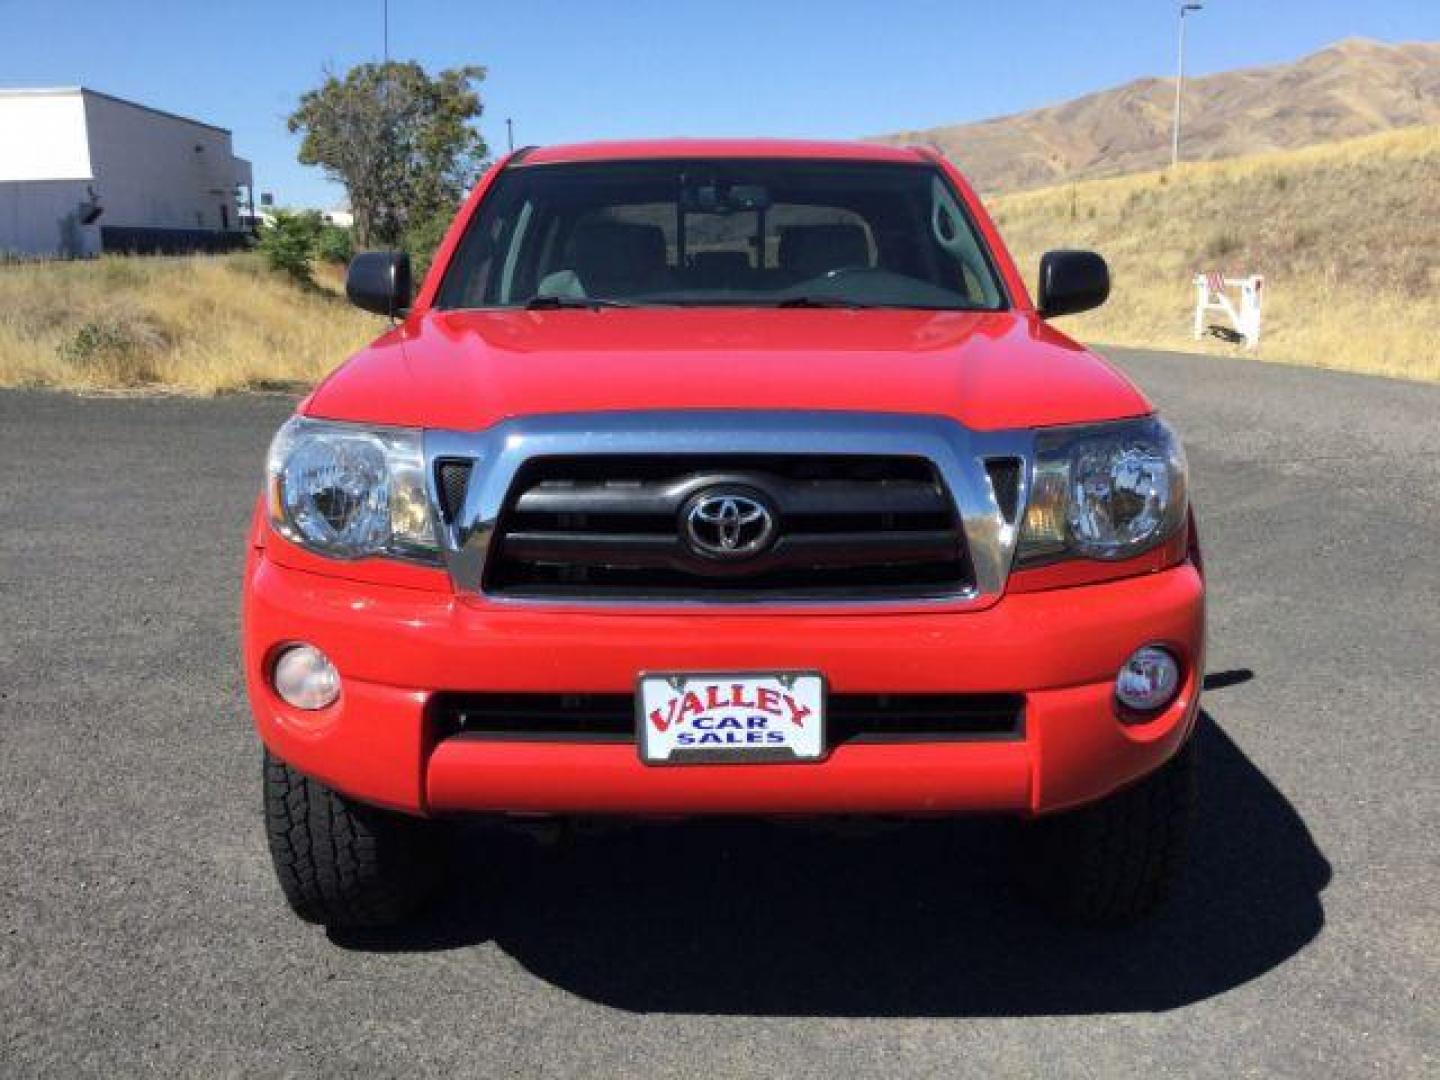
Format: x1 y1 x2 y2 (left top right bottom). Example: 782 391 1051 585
346 252 413 318
1037 250 1110 319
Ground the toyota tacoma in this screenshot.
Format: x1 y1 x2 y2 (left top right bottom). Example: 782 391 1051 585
246 139 1203 928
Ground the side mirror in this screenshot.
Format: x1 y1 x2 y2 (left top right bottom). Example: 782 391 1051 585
346 251 412 317
1037 250 1109 319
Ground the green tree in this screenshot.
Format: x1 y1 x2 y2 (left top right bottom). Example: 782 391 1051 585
258 209 324 286
400 209 453 281
288 62 487 250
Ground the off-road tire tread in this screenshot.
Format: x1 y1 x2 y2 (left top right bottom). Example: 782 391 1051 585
1029 737 1196 925
263 752 439 927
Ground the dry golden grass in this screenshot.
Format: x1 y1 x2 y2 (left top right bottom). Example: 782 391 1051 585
987 125 1440 382
0 253 381 394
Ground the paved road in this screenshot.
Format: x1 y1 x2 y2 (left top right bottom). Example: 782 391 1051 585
1 349 1436 1078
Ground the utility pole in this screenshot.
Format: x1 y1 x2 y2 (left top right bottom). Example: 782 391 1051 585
1172 3 1202 168
383 0 389 63
506 118 514 153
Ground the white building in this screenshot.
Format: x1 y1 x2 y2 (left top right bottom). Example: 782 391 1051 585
0 87 253 258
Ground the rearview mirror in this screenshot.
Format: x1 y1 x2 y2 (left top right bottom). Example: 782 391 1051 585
1037 250 1109 319
346 251 412 318
682 183 772 214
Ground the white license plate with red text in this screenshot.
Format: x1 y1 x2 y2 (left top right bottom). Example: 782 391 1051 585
637 672 825 764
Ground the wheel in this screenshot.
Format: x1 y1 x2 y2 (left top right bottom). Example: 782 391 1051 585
263 751 443 928
1022 736 1196 925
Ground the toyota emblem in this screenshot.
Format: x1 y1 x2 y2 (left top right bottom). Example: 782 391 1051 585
683 489 776 559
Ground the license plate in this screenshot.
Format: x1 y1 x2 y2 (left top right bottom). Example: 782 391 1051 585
637 672 825 764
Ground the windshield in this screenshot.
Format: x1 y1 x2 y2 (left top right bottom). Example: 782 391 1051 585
435 159 1008 311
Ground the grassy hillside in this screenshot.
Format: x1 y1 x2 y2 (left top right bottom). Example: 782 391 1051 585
876 38 1440 193
988 126 1439 382
0 254 380 393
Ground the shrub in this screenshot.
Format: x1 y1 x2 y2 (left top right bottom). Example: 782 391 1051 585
56 315 166 385
258 210 324 285
1289 225 1318 251
316 224 354 266
1204 230 1242 260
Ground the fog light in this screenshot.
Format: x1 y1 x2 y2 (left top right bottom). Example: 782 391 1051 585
1115 646 1181 714
272 645 340 710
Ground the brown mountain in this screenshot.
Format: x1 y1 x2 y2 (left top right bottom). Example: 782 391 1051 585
871 38 1440 192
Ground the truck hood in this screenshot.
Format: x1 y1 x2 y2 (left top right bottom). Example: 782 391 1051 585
303 308 1151 432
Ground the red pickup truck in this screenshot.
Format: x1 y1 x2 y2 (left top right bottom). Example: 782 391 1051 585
245 139 1203 929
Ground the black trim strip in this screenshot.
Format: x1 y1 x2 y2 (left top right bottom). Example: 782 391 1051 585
429 691 1025 746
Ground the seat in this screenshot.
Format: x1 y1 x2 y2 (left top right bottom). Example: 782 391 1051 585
570 220 669 298
778 223 870 280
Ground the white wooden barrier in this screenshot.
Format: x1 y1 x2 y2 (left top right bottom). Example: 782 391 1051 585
1193 272 1264 349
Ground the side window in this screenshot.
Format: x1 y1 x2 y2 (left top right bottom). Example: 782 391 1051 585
442 197 520 308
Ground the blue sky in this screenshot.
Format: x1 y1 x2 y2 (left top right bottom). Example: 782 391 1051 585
2 1 1436 208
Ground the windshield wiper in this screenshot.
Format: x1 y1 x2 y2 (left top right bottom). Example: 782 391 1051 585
524 295 631 310
774 296 869 309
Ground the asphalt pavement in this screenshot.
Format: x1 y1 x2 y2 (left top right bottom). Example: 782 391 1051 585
1 348 1436 1077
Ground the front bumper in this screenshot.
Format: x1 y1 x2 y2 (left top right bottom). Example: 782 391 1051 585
243 549 1204 818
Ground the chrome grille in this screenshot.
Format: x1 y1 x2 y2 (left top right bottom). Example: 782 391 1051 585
484 455 973 601
423 411 1034 608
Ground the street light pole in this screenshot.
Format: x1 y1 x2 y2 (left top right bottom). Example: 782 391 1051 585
1172 3 1202 168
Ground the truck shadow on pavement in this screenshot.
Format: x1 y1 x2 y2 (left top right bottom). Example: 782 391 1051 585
335 675 1330 1016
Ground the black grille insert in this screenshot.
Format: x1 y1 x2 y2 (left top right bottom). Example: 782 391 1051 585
485 455 973 601
430 692 1024 745
984 457 1023 525
435 459 474 524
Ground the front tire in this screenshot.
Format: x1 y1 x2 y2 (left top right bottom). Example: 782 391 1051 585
1023 737 1196 925
263 751 443 928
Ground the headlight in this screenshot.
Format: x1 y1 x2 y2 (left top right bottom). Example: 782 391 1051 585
1017 417 1187 563
265 417 437 561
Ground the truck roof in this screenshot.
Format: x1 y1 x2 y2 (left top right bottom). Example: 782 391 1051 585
519 138 932 166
